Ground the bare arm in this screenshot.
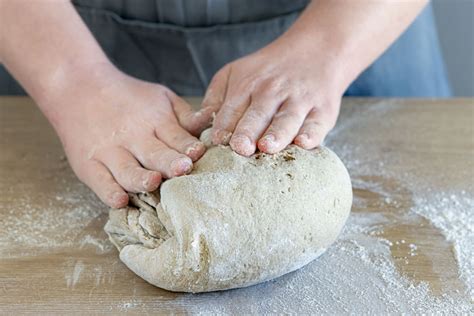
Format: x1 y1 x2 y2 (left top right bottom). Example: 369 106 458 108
0 0 207 208
279 0 429 93
0 0 110 119
201 0 429 156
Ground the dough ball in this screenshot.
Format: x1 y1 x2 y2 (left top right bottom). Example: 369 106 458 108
105 144 352 293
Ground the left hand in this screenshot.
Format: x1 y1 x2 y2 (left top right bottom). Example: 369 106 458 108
196 39 345 156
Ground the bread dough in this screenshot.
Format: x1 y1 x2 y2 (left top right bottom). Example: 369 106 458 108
105 140 352 293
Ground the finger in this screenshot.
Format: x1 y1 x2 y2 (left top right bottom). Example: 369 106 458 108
211 91 251 145
258 98 309 154
155 122 206 162
128 137 193 179
95 147 162 193
197 65 231 127
229 93 286 157
167 91 209 136
81 160 129 208
294 109 331 149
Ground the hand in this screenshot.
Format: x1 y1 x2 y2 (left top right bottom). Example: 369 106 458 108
198 38 344 157
48 65 208 208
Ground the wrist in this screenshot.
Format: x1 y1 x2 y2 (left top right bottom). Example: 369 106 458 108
36 58 118 103
268 5 366 95
38 60 123 132
265 32 349 98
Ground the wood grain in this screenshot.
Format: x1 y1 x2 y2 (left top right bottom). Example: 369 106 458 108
0 97 472 313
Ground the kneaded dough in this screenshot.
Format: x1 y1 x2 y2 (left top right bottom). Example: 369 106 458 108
105 139 352 293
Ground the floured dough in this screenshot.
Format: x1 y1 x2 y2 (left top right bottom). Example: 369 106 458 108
105 138 352 293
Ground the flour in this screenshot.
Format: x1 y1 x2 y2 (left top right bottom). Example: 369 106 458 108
1 99 472 313
152 211 473 314
0 182 105 254
79 235 113 253
65 259 85 288
411 192 474 299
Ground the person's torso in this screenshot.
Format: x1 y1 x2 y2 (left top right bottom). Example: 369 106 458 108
72 0 310 27
70 0 310 95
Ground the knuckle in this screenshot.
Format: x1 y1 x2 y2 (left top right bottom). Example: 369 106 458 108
262 78 283 91
304 122 322 135
141 146 164 165
168 132 193 147
292 85 311 99
274 109 300 121
237 75 259 92
159 150 181 165
116 160 135 173
221 104 246 121
123 166 142 184
259 78 287 96
244 107 267 122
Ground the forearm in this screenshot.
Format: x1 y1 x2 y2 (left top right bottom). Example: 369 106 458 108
0 0 112 111
271 0 428 92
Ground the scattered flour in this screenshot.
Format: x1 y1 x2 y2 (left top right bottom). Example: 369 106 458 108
65 259 84 288
79 235 113 253
411 192 474 299
0 183 105 253
152 212 473 314
1 99 473 313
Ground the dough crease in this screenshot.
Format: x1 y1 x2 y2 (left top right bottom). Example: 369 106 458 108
105 145 352 293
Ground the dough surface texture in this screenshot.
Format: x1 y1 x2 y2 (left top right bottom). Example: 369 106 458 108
105 144 352 293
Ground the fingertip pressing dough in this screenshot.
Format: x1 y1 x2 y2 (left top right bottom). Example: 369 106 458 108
105 136 352 293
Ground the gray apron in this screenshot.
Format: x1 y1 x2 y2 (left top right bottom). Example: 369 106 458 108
0 1 450 97
0 0 309 95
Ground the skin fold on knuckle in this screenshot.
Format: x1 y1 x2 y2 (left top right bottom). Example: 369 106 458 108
258 77 288 99
122 165 147 191
243 107 269 125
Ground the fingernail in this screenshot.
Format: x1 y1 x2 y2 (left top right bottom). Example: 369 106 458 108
232 135 251 147
262 134 276 147
185 142 205 159
231 135 255 156
170 157 193 176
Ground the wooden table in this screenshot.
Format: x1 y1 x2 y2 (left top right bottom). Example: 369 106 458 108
1 97 473 314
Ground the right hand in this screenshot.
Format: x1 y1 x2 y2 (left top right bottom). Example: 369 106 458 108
46 65 209 208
